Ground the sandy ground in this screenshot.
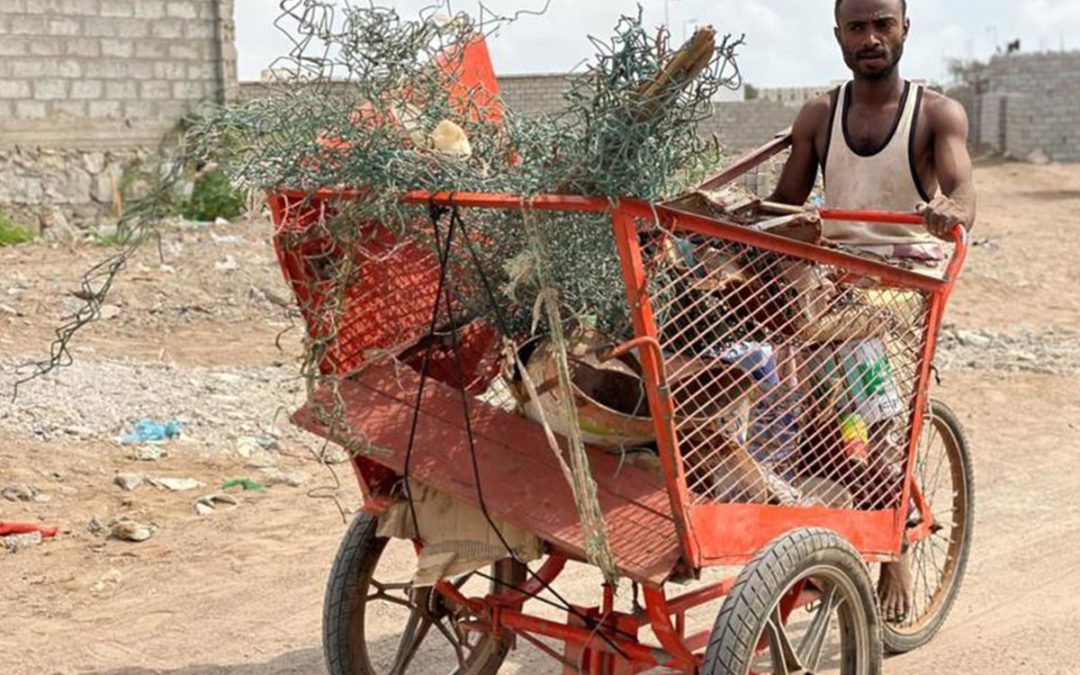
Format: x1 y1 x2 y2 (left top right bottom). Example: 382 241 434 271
1 160 1079 674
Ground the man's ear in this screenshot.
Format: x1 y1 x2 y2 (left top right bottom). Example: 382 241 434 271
903 17 911 39
834 25 841 45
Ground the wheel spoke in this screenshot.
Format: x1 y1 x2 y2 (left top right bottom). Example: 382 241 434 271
432 617 468 672
369 580 415 609
798 584 839 671
765 605 804 675
389 610 434 675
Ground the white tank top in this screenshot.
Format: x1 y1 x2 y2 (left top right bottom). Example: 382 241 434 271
823 81 937 247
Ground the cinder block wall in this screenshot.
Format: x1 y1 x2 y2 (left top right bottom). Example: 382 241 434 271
964 52 1080 162
0 0 237 234
0 0 237 148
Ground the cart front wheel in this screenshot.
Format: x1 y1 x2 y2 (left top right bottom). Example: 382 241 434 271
881 399 974 654
323 513 525 675
703 528 883 675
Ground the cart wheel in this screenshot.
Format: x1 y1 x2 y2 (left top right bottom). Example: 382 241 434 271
702 528 882 675
881 399 973 654
323 513 526 675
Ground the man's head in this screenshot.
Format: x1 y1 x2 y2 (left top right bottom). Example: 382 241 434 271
834 0 910 81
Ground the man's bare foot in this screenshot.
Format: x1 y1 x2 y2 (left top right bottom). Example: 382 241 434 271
878 552 913 623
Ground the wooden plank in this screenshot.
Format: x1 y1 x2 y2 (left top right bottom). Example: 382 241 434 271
294 363 683 585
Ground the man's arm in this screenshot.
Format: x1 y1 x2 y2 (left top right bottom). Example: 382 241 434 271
921 97 976 237
768 97 831 206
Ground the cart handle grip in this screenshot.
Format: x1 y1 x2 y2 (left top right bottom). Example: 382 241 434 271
817 209 968 247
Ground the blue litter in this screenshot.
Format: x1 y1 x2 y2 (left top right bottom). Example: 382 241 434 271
120 419 183 444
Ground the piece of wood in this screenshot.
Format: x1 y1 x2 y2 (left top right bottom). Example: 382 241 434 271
293 362 683 585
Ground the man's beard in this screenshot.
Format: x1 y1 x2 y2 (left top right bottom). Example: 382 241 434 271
855 45 903 81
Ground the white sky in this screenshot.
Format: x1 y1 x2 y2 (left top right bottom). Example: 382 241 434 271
234 0 1080 87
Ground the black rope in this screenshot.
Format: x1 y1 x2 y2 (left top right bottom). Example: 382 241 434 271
422 201 635 657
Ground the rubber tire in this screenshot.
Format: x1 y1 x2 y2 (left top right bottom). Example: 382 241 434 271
323 513 523 675
702 528 883 675
883 400 974 655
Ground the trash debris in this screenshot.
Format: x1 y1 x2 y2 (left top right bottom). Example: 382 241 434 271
236 436 279 458
2 483 36 502
221 478 266 492
972 238 1000 251
0 521 59 538
258 469 304 488
194 493 239 516
119 418 183 444
210 233 245 245
149 477 202 492
114 473 144 491
110 519 154 542
129 445 168 462
3 531 43 553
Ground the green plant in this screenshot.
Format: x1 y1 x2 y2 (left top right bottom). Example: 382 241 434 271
0 210 33 246
182 169 246 222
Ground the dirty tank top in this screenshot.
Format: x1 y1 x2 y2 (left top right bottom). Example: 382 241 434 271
823 80 938 249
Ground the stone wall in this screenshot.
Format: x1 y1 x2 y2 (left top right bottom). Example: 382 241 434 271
0 0 237 234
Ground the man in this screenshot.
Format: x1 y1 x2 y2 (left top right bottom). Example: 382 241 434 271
768 0 976 622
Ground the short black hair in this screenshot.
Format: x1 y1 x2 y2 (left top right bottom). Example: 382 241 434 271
835 0 907 17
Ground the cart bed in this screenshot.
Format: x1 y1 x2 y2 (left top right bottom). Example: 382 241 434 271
293 362 682 585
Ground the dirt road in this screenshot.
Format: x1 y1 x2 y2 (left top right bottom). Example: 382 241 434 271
1 160 1078 674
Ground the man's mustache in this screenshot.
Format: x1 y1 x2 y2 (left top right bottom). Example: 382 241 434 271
858 50 888 59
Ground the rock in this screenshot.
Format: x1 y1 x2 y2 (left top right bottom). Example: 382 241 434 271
63 425 95 438
245 449 279 469
194 493 239 516
90 568 123 593
1027 149 1050 165
3 531 44 553
98 304 123 320
88 517 106 536
129 445 167 462
151 477 201 492
215 255 238 272
110 520 153 542
114 473 144 491
214 217 230 226
2 483 35 502
955 330 993 349
259 469 304 488
33 493 51 503
0 304 20 317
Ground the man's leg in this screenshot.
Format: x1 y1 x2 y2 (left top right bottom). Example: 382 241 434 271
878 551 913 622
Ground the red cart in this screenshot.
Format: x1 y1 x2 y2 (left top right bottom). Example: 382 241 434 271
268 145 973 674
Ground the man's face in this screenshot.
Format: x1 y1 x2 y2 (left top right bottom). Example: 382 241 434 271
835 0 909 81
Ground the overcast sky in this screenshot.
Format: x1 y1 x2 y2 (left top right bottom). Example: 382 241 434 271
233 0 1080 87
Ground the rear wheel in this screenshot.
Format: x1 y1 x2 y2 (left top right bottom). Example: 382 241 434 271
323 513 526 675
880 399 974 654
703 528 883 675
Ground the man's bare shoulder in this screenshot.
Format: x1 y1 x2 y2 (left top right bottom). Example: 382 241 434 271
921 89 969 133
791 91 835 138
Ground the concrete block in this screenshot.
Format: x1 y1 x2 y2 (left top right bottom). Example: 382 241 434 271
0 38 30 57
105 80 138 99
168 43 200 60
10 16 47 35
33 79 69 100
99 0 133 16
124 100 158 119
28 40 63 57
71 80 103 99
135 41 169 59
15 100 48 119
134 1 166 18
47 17 83 35
184 21 214 39
154 61 187 80
85 59 152 79
166 1 198 19
0 79 31 98
88 100 123 119
150 20 184 39
172 80 206 99
100 39 136 58
64 38 100 57
0 0 25 13
51 100 87 118
10 59 81 78
139 80 171 99
187 62 216 80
